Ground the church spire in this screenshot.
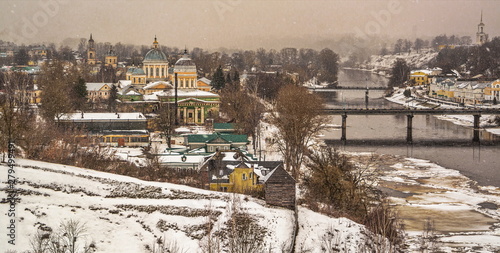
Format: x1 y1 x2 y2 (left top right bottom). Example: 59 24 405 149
153 35 159 49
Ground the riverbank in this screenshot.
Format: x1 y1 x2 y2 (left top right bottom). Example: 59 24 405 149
350 152 500 252
258 111 500 252
386 87 500 136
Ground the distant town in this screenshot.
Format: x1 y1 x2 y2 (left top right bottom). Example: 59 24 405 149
1 8 500 253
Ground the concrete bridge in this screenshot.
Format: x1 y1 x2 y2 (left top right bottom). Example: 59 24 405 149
321 108 500 143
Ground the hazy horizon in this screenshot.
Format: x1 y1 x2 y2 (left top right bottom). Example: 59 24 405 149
1 0 499 50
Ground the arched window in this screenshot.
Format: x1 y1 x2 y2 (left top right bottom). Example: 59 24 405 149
150 68 153 77
161 68 164 77
156 68 159 77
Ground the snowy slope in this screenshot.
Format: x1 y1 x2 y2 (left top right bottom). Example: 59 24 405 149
366 50 439 73
0 159 294 252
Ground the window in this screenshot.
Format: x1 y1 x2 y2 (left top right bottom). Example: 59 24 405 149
220 187 228 192
242 173 247 180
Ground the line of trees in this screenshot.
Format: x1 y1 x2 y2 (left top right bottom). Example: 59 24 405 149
430 37 500 78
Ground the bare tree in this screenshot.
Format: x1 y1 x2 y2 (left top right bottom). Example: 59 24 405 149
38 59 74 123
269 84 327 179
29 219 96 253
0 71 34 160
156 99 176 149
220 83 264 152
225 195 266 253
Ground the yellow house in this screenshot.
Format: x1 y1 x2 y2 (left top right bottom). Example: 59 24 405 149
210 162 263 193
27 89 42 104
197 77 212 92
485 80 500 103
141 81 173 95
410 68 442 86
86 83 113 102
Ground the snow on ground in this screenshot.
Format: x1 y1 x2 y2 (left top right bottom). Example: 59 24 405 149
295 207 383 253
0 157 383 253
0 158 295 252
386 88 500 136
350 153 500 252
365 50 439 73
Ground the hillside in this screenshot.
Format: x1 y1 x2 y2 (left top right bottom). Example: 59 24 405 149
363 50 439 75
0 158 373 253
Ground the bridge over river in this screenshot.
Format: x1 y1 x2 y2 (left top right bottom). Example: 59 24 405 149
309 86 387 92
321 108 500 143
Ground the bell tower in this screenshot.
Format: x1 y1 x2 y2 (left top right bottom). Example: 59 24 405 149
476 11 488 45
87 34 96 65
105 45 117 68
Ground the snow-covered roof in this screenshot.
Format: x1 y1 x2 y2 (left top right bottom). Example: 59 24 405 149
117 80 132 88
86 83 112 91
157 89 219 97
198 77 212 85
410 69 435 75
143 81 173 90
143 94 159 101
158 154 204 164
125 90 141 96
473 83 490 89
61 112 146 121
175 127 191 133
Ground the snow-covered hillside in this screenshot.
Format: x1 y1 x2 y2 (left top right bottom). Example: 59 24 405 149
364 50 439 74
0 159 373 253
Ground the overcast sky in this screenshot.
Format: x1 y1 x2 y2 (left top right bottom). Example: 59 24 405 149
1 0 499 50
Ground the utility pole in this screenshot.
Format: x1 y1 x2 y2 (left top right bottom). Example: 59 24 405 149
175 73 178 125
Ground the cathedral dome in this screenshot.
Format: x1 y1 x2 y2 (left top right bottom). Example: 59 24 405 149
144 48 167 62
174 50 196 72
127 67 145 75
175 57 195 67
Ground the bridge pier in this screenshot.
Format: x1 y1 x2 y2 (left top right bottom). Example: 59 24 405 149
365 89 369 109
406 114 414 144
473 114 481 143
341 113 347 142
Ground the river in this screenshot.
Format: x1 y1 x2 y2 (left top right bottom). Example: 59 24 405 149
320 69 500 187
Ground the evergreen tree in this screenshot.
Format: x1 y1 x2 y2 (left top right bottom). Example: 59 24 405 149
226 72 233 86
72 77 87 112
212 65 225 90
15 48 29 65
403 88 411 98
233 70 240 85
107 85 118 111
388 59 410 88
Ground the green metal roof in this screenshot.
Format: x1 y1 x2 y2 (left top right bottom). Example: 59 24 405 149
213 123 235 130
187 133 248 144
